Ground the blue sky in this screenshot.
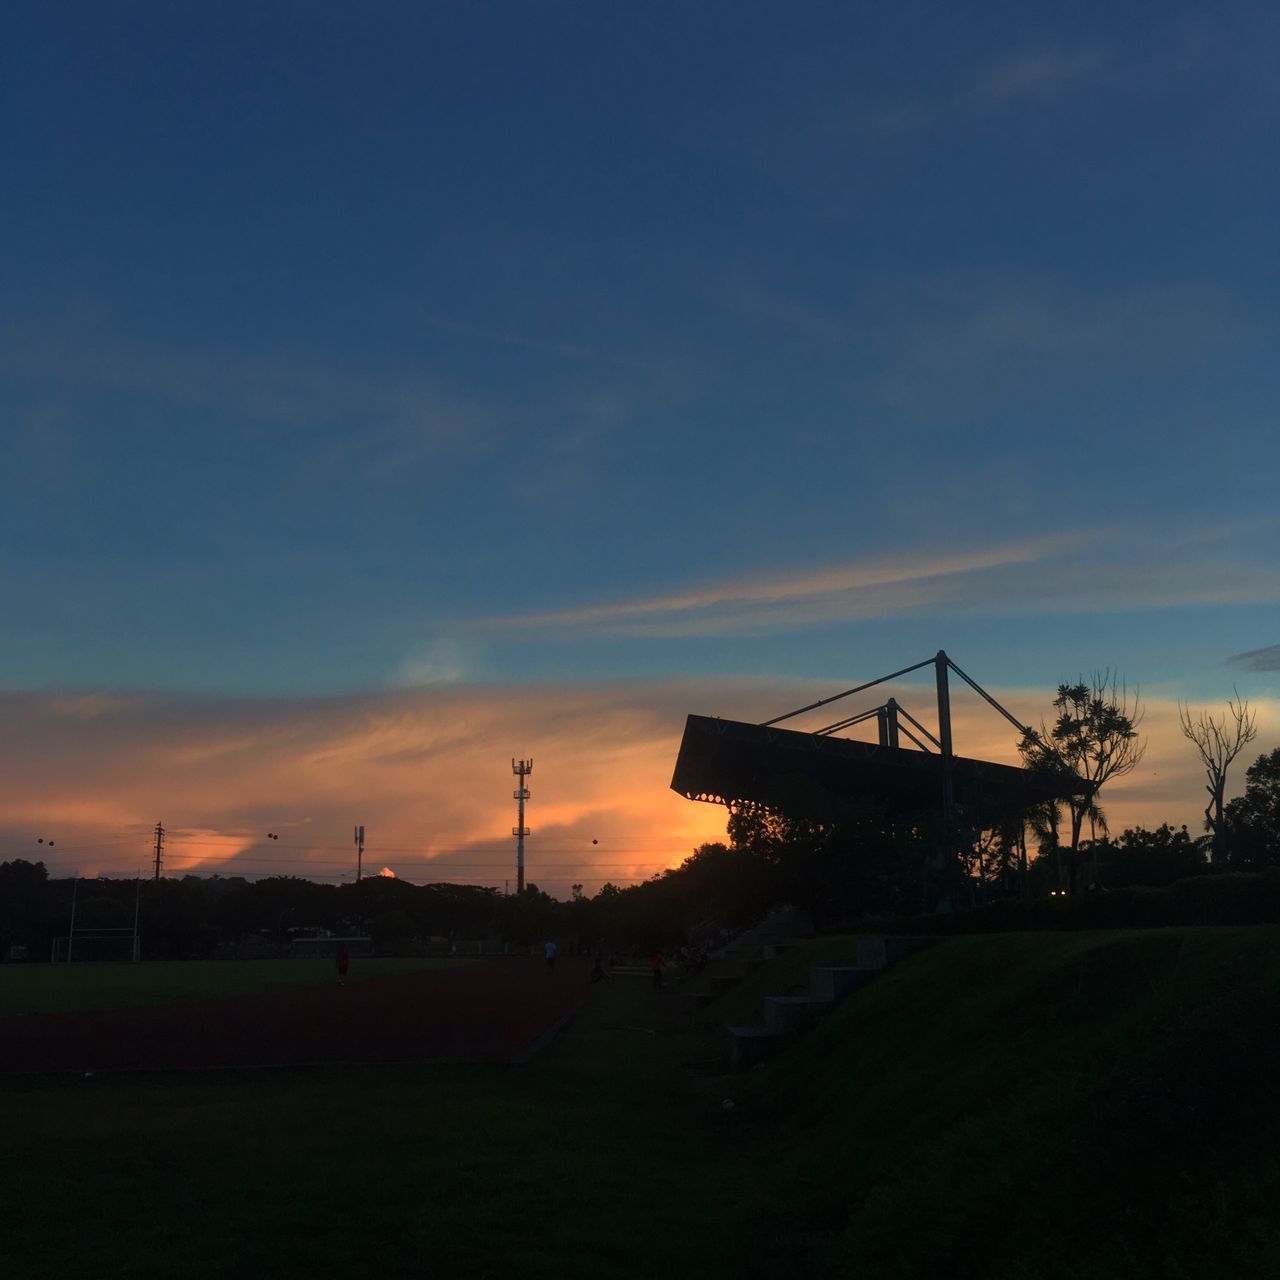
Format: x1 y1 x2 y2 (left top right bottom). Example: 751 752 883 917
2 3 1277 884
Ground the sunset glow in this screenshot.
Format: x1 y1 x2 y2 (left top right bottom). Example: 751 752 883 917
2 3 1275 899
3 678 1275 895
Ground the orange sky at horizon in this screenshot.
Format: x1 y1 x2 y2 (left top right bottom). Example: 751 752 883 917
2 679 1275 896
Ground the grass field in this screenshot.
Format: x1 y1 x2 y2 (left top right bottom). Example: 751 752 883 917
0 957 471 1016
4 929 1279 1278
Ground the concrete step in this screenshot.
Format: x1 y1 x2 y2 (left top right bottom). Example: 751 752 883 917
727 1025 792 1070
659 989 716 1016
725 941 783 960
809 966 876 1001
763 994 835 1033
726 936 939 1070
884 936 936 964
655 989 717 1030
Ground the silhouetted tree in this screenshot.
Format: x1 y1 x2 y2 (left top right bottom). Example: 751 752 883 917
1223 748 1280 869
1179 692 1258 866
1020 673 1145 892
728 799 925 926
0 859 51 957
369 908 415 951
1082 824 1208 888
494 883 559 946
963 817 1025 903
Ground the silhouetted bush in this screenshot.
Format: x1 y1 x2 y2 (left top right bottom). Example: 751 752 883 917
877 869 1280 935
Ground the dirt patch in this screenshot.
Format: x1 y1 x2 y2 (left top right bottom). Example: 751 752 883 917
0 957 591 1073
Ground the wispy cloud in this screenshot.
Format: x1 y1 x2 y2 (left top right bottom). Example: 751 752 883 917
864 273 1261 424
485 524 1280 639
969 46 1113 108
722 287 849 344
392 638 471 687
498 533 1090 634
853 40 1116 138
848 12 1280 143
1232 644 1280 673
883 275 1246 368
418 310 597 363
1 328 495 462
705 269 1257 385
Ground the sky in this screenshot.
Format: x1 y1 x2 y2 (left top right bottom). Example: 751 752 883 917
2 2 1277 895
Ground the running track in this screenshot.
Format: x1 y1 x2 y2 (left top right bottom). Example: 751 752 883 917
0 958 592 1073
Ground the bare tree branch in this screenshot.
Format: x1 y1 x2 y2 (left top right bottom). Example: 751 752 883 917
1178 690 1258 864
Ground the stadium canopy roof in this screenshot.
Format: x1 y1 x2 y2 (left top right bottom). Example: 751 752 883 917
670 651 1087 827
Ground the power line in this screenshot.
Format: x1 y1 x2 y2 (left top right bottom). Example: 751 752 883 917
154 832 699 848
2 837 706 854
9 845 690 866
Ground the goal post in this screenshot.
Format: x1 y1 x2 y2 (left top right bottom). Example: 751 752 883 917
56 873 146 962
52 930 141 963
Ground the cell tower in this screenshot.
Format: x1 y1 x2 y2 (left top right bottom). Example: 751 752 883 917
354 825 365 882
512 758 532 894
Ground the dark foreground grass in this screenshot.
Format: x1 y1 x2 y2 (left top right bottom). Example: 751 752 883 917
739 927 1280 1279
2 977 752 1280
4 929 1279 1278
0 957 471 1016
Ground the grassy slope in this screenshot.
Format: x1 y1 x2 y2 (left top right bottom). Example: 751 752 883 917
3 931 1279 1278
0 957 472 1016
740 929 1280 1279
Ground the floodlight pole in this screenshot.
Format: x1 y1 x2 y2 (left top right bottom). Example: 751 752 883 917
512 759 532 894
355 825 365 882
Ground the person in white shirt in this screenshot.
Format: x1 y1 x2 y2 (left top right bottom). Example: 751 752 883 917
544 939 557 972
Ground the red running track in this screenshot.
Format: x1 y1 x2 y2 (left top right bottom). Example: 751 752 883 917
0 958 592 1073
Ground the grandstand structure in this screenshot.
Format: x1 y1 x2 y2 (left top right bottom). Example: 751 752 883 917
671 650 1085 832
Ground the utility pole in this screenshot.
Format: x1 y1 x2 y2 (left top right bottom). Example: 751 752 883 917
512 758 532 894
354 825 365 882
152 822 165 881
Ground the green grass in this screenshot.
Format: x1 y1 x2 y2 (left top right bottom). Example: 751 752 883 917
737 928 1280 1278
2 973 752 1280
0 957 472 1016
3 929 1279 1278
